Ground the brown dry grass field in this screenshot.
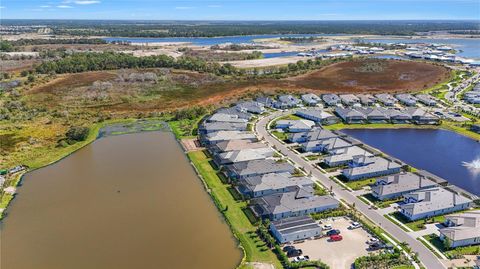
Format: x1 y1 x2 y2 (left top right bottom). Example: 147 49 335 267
24 59 451 115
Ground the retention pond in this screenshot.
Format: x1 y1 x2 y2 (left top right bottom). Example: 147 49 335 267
0 131 241 269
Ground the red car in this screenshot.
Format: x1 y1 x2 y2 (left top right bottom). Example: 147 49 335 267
330 234 343 241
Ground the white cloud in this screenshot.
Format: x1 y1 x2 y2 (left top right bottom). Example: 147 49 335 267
175 6 194 10
0 6 5 9
57 5 73 8
40 5 51 8
74 1 100 4
207 5 221 8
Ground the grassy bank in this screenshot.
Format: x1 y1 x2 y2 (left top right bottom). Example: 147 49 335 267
187 150 282 269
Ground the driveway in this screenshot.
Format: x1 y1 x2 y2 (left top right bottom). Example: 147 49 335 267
255 111 446 269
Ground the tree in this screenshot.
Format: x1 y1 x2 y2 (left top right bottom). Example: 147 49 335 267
66 126 90 142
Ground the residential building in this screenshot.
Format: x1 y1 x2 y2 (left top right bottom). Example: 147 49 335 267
386 109 412 124
322 94 341 106
301 93 321 106
226 159 295 179
275 119 315 133
471 124 480 134
375 93 397 106
440 210 480 248
339 94 360 106
396 94 418 106
288 128 338 143
323 146 373 167
253 185 339 220
202 130 257 145
357 107 390 123
416 94 437 106
295 108 338 125
256 96 275 108
214 148 274 166
270 216 322 243
371 172 438 200
208 140 266 154
208 113 248 123
405 108 439 124
199 121 248 134
301 137 352 153
342 156 402 181
236 101 266 114
335 108 367 123
238 172 313 198
357 94 376 106
399 188 472 221
274 95 301 109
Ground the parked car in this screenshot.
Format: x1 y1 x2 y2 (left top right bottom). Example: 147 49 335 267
330 234 343 241
287 249 303 257
348 222 362 229
293 255 310 262
368 242 385 250
323 224 333 230
367 238 380 245
326 229 341 236
283 245 295 252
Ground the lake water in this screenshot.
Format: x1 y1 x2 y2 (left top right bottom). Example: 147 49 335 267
103 34 341 46
0 131 241 269
366 38 480 60
342 128 480 196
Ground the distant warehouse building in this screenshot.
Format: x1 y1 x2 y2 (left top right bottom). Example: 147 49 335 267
270 216 322 243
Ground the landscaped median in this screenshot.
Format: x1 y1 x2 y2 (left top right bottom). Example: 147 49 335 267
186 150 282 269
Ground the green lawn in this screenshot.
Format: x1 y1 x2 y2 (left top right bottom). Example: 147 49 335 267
362 193 402 209
424 234 480 259
271 131 288 141
338 176 376 191
187 150 282 269
389 212 446 232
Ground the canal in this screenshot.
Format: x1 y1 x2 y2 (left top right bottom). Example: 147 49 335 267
342 128 480 196
0 131 241 269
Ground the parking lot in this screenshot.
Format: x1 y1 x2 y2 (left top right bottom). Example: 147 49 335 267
291 217 376 269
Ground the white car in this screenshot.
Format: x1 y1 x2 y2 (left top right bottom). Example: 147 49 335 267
323 224 332 230
293 255 310 262
348 222 362 229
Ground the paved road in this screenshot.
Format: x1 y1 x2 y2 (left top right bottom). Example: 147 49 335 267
255 112 446 269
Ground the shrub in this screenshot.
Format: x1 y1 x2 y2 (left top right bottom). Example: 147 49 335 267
66 126 90 142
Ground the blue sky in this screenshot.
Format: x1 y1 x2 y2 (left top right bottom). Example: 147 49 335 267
1 0 479 20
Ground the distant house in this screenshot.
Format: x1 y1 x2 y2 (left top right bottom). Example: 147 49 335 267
405 108 439 124
357 107 389 123
208 140 266 155
416 94 437 106
275 119 315 133
270 216 322 243
208 113 248 123
288 128 338 143
342 156 402 181
274 95 301 109
339 94 360 106
236 101 266 114
386 109 412 124
216 107 253 120
357 94 376 106
323 146 373 167
256 96 275 108
226 159 295 179
301 93 321 106
301 137 352 153
375 94 397 106
399 188 472 221
440 210 480 248
371 172 438 200
395 94 417 106
199 121 248 134
295 108 338 125
322 94 341 106
202 130 257 145
214 148 274 166
253 185 339 220
335 108 367 123
238 172 313 198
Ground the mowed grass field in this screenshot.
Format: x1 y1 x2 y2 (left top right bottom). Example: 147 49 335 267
187 150 282 269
